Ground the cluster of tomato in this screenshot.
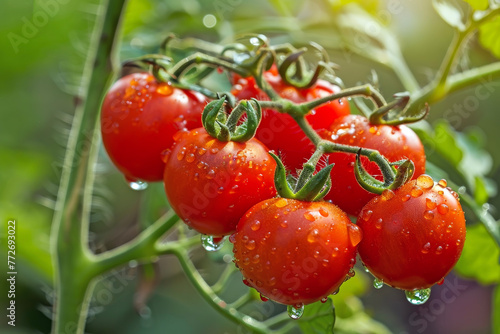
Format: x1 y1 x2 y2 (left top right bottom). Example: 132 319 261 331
100 66 465 311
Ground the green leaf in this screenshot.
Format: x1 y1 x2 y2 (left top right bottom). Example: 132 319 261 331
494 285 500 333
329 297 391 334
479 16 500 59
474 176 489 206
463 0 489 10
454 224 500 284
432 0 466 30
432 121 464 166
298 299 335 334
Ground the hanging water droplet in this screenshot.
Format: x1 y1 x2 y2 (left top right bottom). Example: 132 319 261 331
321 296 328 303
287 304 304 320
405 288 431 305
260 294 269 302
373 278 384 289
127 179 148 191
201 235 224 252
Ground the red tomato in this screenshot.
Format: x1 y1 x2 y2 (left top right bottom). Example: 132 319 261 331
163 128 276 236
101 72 207 182
357 175 466 290
232 198 361 305
320 114 426 216
232 67 350 172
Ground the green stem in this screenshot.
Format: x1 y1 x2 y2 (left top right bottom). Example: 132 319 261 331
175 250 272 334
212 264 238 294
51 0 127 333
169 52 249 80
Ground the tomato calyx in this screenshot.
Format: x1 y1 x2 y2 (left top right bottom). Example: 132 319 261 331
202 96 262 142
354 151 415 194
358 91 429 126
270 152 333 201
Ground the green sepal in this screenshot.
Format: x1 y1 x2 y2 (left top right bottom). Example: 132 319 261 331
369 92 429 125
202 97 226 138
294 164 334 201
269 152 297 199
389 159 415 190
354 152 387 195
230 99 262 142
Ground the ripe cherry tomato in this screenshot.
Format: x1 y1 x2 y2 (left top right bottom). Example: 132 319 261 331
101 72 207 182
357 175 466 290
320 114 426 216
163 128 276 236
232 67 350 172
232 198 361 305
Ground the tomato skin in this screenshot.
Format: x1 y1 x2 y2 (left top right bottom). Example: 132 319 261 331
357 176 466 290
321 115 426 216
163 128 276 236
232 68 350 172
101 72 207 182
232 198 361 305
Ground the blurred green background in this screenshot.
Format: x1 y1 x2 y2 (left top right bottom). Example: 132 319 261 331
0 0 499 333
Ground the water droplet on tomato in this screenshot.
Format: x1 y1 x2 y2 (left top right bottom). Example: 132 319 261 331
424 210 434 220
381 189 395 201
426 198 437 209
275 198 288 208
229 233 236 244
411 186 423 198
177 150 186 161
437 204 449 215
375 218 383 229
185 153 195 163
318 207 329 217
402 194 411 202
260 294 269 302
242 279 251 286
206 169 215 179
321 297 329 303
304 211 315 221
245 240 256 250
307 229 319 243
435 246 443 255
416 174 434 189
198 148 207 156
422 242 431 254
347 224 362 247
161 149 171 163
126 178 148 191
373 278 384 289
256 173 264 181
156 84 173 95
250 220 261 231
360 209 373 221
438 179 447 187
405 288 431 305
229 185 239 194
287 304 304 320
437 278 445 285
201 235 224 252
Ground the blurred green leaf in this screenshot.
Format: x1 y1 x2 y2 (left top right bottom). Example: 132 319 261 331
454 224 500 284
463 0 489 10
474 176 489 205
479 15 500 59
298 299 335 334
432 0 466 30
330 297 391 334
122 0 153 36
433 121 463 166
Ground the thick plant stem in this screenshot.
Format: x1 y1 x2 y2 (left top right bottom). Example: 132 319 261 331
51 0 127 333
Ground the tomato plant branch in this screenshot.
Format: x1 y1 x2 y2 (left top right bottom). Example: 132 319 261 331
50 0 128 333
212 264 239 294
174 250 273 334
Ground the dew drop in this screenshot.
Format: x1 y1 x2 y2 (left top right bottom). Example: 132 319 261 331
307 229 319 243
198 148 207 155
185 153 195 163
435 246 443 255
210 148 219 154
206 169 215 179
438 179 448 187
287 304 304 320
426 198 437 210
177 150 186 161
416 174 434 189
161 149 171 163
402 194 411 202
405 288 431 305
348 224 362 247
127 179 148 191
373 278 384 289
245 240 256 250
437 204 449 215
437 278 445 285
156 84 173 95
201 235 225 252
361 209 373 221
260 294 269 302
251 220 261 231
275 198 288 208
304 211 315 221
411 186 423 198
319 208 329 217
381 189 395 201
242 279 251 286
424 210 434 220
321 297 329 303
229 234 236 244
375 218 383 229
422 242 431 254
